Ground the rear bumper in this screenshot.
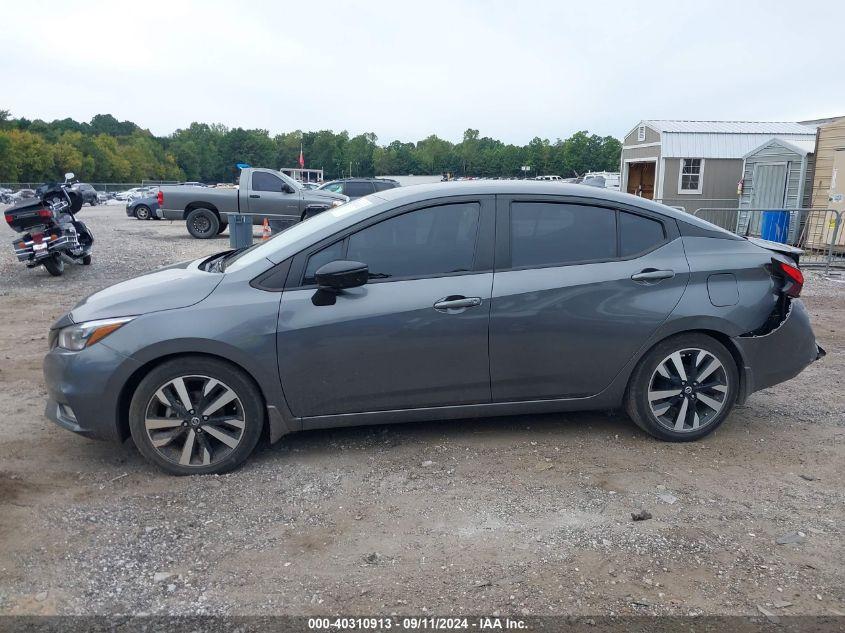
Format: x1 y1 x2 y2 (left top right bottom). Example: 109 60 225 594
732 299 822 402
43 342 142 442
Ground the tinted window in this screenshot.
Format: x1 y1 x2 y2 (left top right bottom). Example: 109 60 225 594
346 203 480 280
252 172 284 192
619 212 665 256
510 202 616 268
344 181 375 197
303 240 345 285
373 181 397 191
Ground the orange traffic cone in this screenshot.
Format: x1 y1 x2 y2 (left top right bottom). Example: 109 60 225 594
261 218 271 240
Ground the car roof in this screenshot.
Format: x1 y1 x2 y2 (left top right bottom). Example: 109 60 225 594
369 180 732 233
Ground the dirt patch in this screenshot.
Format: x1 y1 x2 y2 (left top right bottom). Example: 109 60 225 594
0 204 843 616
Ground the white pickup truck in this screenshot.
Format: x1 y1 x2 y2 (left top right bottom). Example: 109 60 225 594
158 168 348 239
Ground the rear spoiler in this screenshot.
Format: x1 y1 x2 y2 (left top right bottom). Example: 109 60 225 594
745 236 803 264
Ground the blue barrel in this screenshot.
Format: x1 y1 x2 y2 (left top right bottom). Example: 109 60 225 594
761 210 790 243
227 213 253 249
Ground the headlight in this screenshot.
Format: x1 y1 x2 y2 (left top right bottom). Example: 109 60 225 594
57 316 135 351
331 199 346 207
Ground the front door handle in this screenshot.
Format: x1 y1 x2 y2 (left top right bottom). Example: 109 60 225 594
249 194 260 199
433 295 482 312
631 269 675 282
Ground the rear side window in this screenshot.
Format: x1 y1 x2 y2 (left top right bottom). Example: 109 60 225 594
344 181 376 197
373 181 397 191
619 211 665 256
345 202 480 280
509 202 616 268
252 172 284 192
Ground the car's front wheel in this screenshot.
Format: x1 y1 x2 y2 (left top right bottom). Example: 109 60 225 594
128 357 264 475
625 333 738 441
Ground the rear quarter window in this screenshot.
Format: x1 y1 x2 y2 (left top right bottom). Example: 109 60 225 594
619 211 666 256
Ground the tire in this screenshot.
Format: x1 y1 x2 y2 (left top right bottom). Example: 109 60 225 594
43 254 64 276
82 254 92 265
134 205 152 221
89 199 98 207
128 356 265 475
302 206 327 221
625 333 738 442
186 208 220 239
216 222 227 235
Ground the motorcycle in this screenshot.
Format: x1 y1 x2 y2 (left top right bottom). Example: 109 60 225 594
3 172 94 276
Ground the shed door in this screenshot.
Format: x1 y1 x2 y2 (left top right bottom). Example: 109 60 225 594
751 163 787 208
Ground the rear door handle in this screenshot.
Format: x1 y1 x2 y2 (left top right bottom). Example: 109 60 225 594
631 269 675 282
433 296 482 312
249 194 260 199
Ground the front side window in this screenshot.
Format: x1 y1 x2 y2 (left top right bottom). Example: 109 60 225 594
344 203 480 280
509 202 616 268
303 240 345 285
252 172 284 192
322 182 344 193
679 159 703 193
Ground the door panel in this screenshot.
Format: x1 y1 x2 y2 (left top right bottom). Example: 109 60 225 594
490 196 688 402
247 171 301 220
491 240 688 400
277 274 493 417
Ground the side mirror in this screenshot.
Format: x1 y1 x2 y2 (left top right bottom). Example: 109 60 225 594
282 183 295 194
315 260 368 290
64 172 75 181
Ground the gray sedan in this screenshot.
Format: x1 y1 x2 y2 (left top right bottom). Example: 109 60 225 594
43 182 823 475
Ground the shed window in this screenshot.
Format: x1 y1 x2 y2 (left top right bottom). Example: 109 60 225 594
637 125 646 142
679 158 704 193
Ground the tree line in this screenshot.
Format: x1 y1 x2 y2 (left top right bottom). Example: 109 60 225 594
0 110 622 184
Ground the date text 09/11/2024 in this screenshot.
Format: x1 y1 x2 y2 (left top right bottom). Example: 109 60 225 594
307 617 528 630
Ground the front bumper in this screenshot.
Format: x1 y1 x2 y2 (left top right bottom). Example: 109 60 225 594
43 341 142 442
732 299 822 402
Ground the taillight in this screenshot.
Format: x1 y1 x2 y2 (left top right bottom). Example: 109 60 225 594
3 214 12 225
772 258 803 298
32 232 44 244
157 190 164 206
37 209 53 219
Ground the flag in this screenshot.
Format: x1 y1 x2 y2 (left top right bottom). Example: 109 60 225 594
298 143 305 168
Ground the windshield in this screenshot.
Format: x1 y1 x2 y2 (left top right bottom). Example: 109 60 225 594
224 197 376 273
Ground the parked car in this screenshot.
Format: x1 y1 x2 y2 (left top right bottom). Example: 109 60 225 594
0 187 13 204
11 188 37 202
126 195 159 220
43 182 823 475
319 178 400 199
115 187 149 201
158 168 347 239
71 183 99 206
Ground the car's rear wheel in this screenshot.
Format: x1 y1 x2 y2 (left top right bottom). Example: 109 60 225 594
625 333 738 441
134 205 152 220
128 357 264 475
186 208 219 239
43 254 64 276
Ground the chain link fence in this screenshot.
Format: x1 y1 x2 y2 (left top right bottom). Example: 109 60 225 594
692 207 844 273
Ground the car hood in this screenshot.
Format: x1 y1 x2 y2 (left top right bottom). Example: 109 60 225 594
305 189 347 202
68 258 222 324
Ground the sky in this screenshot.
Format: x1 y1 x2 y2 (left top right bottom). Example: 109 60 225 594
2 0 843 144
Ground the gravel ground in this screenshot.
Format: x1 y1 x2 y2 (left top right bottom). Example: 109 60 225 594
0 204 843 617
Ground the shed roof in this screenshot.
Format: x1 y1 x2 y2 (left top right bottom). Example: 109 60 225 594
643 120 815 134
743 137 816 159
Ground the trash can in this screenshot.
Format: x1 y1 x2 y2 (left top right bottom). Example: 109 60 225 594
227 214 253 249
761 210 790 243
